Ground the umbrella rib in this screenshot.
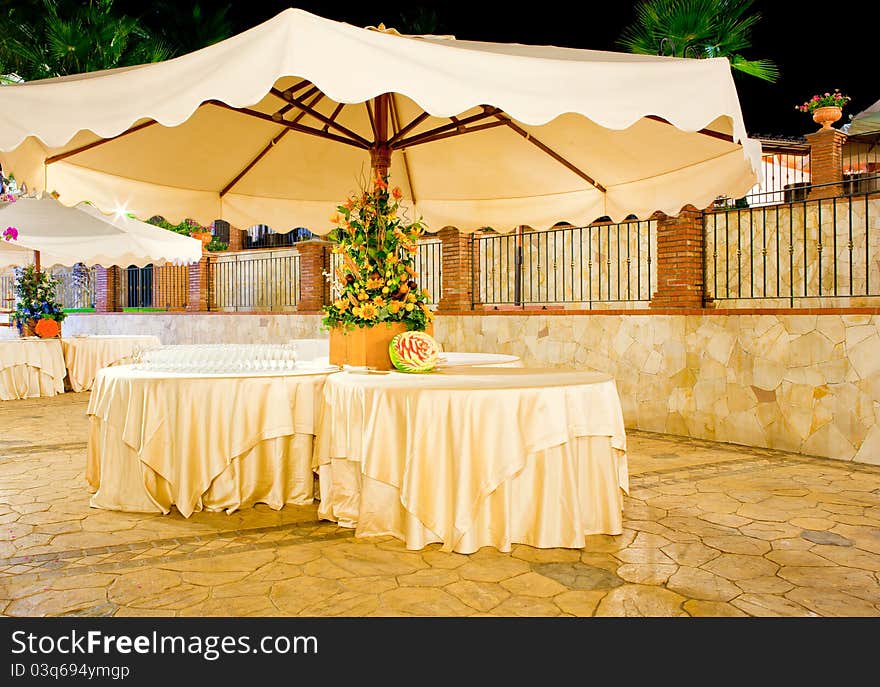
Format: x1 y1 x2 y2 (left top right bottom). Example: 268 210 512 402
219 91 326 198
322 103 346 132
395 120 508 149
644 115 734 143
386 111 431 146
389 94 417 204
207 102 369 149
270 87 371 147
492 113 607 193
365 101 378 140
45 120 159 164
393 108 502 149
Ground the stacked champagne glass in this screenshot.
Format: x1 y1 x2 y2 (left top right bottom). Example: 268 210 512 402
133 343 299 373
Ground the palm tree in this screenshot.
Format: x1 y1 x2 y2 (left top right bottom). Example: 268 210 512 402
0 0 170 81
618 0 779 82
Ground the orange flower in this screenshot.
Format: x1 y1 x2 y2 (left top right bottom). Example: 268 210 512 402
358 303 378 320
330 213 341 225
374 174 388 191
388 301 402 314
420 303 434 320
357 291 369 301
392 187 403 200
333 298 349 311
365 277 384 290
372 296 387 308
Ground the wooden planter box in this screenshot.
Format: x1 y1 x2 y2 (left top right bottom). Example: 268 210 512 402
329 322 434 370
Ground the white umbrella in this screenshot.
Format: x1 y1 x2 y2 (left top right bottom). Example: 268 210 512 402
847 98 880 135
0 8 761 233
0 194 203 270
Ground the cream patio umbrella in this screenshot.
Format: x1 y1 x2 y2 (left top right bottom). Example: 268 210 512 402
0 194 203 270
0 8 762 234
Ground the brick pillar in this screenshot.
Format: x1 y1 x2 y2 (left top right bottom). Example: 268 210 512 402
649 205 709 309
186 253 210 312
437 227 479 312
227 226 245 252
94 266 120 312
806 128 847 200
296 239 331 313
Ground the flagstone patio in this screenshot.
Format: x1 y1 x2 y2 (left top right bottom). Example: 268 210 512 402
1 392 879 617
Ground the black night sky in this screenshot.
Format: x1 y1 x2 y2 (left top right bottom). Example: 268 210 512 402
152 0 878 139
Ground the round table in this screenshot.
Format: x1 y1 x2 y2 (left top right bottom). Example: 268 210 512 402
314 367 629 553
437 352 521 368
87 364 335 516
62 335 162 392
0 338 66 400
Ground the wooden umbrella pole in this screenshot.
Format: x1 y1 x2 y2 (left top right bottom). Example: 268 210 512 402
34 250 40 274
370 93 392 178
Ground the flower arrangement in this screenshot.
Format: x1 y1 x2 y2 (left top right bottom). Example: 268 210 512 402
10 264 67 333
322 173 433 332
796 90 851 114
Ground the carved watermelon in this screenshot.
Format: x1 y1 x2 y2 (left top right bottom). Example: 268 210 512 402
389 331 440 373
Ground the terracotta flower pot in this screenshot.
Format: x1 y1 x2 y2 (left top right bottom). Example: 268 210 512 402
192 231 212 247
812 106 842 130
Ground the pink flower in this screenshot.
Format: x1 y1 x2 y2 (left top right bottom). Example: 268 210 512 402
3 226 18 241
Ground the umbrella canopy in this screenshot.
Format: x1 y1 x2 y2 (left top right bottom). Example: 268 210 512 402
0 8 761 233
847 98 880 136
0 195 203 270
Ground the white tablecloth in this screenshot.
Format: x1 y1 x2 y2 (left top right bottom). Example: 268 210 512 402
437 352 521 368
62 335 162 392
0 338 66 400
313 367 629 553
86 365 333 516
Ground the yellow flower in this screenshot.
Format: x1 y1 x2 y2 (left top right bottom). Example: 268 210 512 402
365 277 384 290
405 303 415 312
330 213 341 225
406 292 417 303
357 291 369 301
387 254 399 264
372 296 387 308
388 301 402 314
334 299 349 311
422 288 431 300
420 303 434 320
359 303 378 320
351 306 362 318
382 286 390 294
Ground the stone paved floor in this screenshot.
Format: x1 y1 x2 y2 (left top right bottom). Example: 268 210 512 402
2 392 880 617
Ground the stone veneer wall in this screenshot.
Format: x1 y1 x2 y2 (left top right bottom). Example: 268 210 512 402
61 311 880 465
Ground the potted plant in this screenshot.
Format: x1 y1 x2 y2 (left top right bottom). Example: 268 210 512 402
10 264 67 338
796 90 851 130
322 173 434 370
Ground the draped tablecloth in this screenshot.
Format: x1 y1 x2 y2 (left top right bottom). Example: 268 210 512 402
62 335 162 392
437 352 521 368
313 367 629 553
86 366 332 516
0 338 66 400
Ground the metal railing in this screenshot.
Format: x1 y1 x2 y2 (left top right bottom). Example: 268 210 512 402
328 240 442 306
843 129 880 196
208 250 300 311
117 264 189 310
472 220 656 308
0 273 12 311
244 225 313 250
705 183 880 305
49 265 95 309
715 147 812 209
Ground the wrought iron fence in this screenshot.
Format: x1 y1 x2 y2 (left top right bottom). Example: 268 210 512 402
328 240 441 306
472 221 656 308
714 143 812 209
49 265 96 309
244 225 313 249
842 129 880 196
117 264 189 310
1 265 96 312
705 184 880 305
208 250 300 311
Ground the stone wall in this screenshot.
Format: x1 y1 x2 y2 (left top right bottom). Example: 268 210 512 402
62 310 880 466
435 313 880 466
62 312 324 344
